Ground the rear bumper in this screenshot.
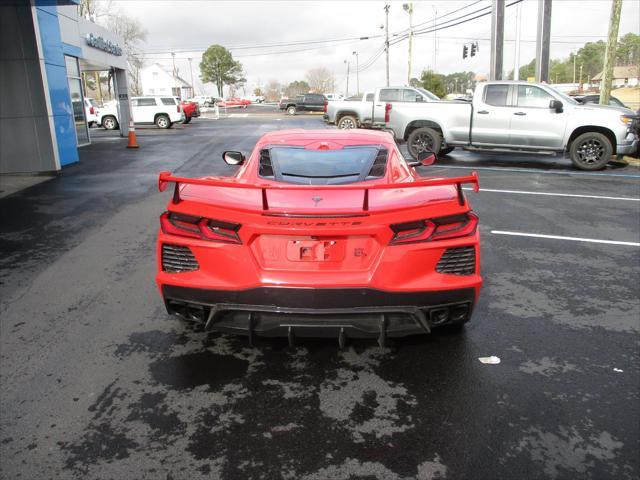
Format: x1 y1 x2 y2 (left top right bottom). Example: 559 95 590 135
161 285 476 339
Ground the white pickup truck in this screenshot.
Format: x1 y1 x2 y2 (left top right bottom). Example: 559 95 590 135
385 81 638 170
324 86 441 130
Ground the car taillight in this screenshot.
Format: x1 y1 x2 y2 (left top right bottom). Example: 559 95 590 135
384 103 392 123
390 212 477 245
160 212 241 244
90 106 95 114
323 101 328 113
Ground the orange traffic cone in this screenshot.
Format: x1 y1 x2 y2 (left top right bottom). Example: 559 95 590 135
126 119 139 149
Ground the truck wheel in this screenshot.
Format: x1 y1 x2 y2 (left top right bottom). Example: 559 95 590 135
183 116 192 124
287 106 297 115
407 127 442 160
155 114 171 129
569 132 612 170
102 115 118 130
440 146 455 155
338 115 358 129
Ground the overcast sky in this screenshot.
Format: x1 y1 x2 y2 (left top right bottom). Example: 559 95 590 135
112 0 640 96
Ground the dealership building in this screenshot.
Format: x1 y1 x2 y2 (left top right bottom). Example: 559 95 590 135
1 0 132 175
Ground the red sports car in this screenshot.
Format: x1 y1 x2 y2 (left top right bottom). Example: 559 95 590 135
156 129 481 346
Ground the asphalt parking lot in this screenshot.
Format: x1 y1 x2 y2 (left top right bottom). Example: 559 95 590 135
1 114 639 479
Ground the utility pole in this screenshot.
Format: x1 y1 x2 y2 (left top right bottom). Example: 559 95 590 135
352 51 359 94
579 64 583 91
600 0 623 105
403 3 414 84
344 60 350 97
188 57 194 98
535 0 552 82
432 6 437 72
384 3 390 87
489 0 505 80
514 0 522 80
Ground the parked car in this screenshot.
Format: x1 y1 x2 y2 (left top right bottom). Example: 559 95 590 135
84 98 100 127
384 81 639 170
99 96 184 130
180 100 200 124
573 94 627 108
190 95 216 107
325 93 345 101
155 129 482 345
217 97 251 108
324 86 440 130
279 93 327 115
245 95 265 103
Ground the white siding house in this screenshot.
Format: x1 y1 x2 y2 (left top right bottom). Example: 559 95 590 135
140 63 194 99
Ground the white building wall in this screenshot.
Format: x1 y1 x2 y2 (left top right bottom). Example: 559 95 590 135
140 65 175 96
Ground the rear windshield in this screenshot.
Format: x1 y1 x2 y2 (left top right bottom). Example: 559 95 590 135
262 146 386 185
88 99 99 107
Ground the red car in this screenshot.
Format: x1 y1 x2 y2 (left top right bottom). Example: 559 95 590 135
156 129 481 346
180 100 200 123
217 97 250 108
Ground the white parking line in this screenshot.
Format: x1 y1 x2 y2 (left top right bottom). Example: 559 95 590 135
463 187 640 202
436 164 640 178
491 230 640 247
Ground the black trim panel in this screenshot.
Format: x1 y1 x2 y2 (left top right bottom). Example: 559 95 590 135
162 285 475 309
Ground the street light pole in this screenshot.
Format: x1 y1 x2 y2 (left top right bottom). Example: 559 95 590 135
384 3 390 87
344 60 350 97
352 51 359 95
403 3 414 85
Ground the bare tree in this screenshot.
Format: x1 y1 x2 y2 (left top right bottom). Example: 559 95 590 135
264 80 283 102
77 0 112 21
102 10 147 94
305 68 334 93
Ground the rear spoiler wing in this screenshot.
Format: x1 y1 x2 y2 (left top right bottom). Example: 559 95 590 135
157 170 479 210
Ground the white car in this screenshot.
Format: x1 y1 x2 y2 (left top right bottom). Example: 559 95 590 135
99 96 184 130
189 95 217 107
84 98 100 127
324 93 345 102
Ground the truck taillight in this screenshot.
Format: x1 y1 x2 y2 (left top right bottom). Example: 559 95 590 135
384 103 392 123
160 212 241 244
390 212 478 245
177 104 181 113
90 106 95 114
323 101 328 113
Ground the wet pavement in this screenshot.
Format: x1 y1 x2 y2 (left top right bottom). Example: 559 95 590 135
1 116 639 479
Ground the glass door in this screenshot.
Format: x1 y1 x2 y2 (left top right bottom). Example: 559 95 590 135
65 56 90 146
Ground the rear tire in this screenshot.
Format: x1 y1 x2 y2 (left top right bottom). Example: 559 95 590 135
102 115 118 130
287 106 297 115
155 114 171 129
183 116 192 124
407 127 442 160
569 132 612 170
337 115 358 129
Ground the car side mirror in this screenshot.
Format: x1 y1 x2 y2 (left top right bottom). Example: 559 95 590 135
223 151 245 165
408 151 436 167
550 99 563 113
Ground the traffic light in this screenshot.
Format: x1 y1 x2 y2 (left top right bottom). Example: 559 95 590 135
470 42 477 57
462 45 468 59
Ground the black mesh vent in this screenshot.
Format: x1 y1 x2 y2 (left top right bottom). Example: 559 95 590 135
162 244 199 273
367 149 388 178
258 149 273 178
436 246 475 275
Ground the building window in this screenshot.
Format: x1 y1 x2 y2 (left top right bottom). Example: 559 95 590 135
149 88 155 94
